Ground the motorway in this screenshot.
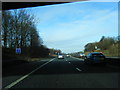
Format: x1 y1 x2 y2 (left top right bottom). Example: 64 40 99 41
2 56 120 89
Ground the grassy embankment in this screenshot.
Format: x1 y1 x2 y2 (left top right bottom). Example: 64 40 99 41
2 48 53 62
84 43 119 57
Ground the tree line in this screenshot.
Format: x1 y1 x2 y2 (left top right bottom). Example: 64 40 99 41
84 36 120 57
49 48 62 56
2 10 50 59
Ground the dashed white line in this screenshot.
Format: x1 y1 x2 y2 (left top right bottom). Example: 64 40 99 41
65 58 82 72
76 68 82 72
3 58 55 89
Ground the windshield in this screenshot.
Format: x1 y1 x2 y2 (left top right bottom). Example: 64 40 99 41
2 1 119 89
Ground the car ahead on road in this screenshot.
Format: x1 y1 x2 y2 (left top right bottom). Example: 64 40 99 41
79 53 85 58
66 54 70 57
84 52 106 65
57 55 64 59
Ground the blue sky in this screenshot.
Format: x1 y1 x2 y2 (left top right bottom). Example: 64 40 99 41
25 1 118 53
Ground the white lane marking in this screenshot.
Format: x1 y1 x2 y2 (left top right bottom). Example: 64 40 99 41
65 59 71 64
3 58 55 89
76 68 82 72
65 58 81 72
65 59 70 64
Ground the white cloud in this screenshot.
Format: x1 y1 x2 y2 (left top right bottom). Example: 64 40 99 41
35 2 118 53
41 9 117 53
45 9 117 40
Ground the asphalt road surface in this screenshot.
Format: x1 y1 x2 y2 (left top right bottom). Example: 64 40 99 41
2 56 120 89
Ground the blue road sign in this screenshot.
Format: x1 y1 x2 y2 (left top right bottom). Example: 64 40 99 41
16 48 21 54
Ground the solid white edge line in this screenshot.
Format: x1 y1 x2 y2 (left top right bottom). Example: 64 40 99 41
3 58 55 89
